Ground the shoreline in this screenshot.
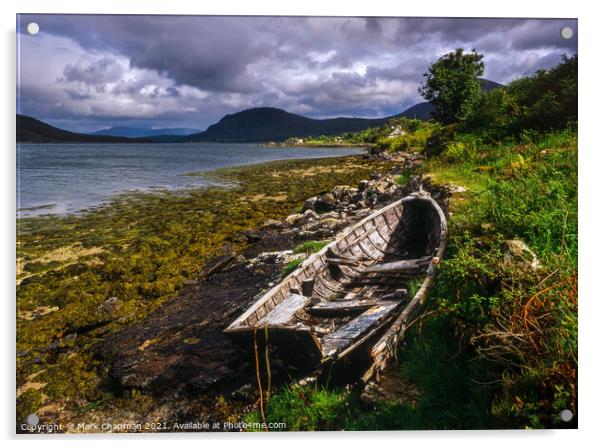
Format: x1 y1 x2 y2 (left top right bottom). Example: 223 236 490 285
258 142 370 149
17 148 367 220
17 153 397 428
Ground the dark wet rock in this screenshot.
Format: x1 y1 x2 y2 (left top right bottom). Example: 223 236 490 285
94 229 297 398
358 180 370 191
230 383 258 401
314 192 336 212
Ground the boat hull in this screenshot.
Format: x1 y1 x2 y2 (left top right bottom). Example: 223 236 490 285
224 191 448 380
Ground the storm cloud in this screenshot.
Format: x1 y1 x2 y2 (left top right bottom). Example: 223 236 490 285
16 15 577 132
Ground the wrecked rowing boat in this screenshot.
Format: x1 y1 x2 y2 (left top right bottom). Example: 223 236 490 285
224 190 447 383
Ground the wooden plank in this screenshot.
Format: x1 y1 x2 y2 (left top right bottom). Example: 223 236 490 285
325 257 360 267
257 294 309 325
362 256 432 273
309 289 407 316
309 299 388 316
320 303 399 357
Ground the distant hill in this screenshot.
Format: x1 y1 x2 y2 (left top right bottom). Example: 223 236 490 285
17 115 149 143
479 78 504 92
394 101 434 120
189 79 503 142
186 107 390 142
91 126 200 138
391 78 503 121
18 78 503 144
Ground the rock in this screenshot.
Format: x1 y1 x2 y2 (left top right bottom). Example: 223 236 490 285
358 180 370 191
284 213 304 225
503 240 541 270
97 297 123 318
320 217 342 231
230 383 257 401
302 196 318 212
445 183 468 194
314 192 336 212
18 306 59 321
261 218 282 229
361 369 420 405
286 210 319 226
255 250 293 264
302 209 319 222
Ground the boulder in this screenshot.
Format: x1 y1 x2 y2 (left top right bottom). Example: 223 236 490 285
302 196 318 212
314 192 336 213
503 240 541 270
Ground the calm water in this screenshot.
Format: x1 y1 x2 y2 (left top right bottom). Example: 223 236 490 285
17 142 364 217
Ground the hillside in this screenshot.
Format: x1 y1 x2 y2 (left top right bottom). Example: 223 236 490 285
91 126 200 138
186 107 390 142
393 79 502 121
17 115 149 144
189 79 502 142
18 78 503 144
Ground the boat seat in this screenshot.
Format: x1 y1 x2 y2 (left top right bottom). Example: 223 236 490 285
257 293 309 326
320 302 400 357
308 289 408 316
362 256 432 273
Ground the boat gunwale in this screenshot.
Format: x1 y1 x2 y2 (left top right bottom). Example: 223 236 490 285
224 192 442 334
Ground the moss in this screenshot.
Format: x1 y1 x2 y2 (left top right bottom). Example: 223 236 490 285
17 389 44 424
16 154 393 422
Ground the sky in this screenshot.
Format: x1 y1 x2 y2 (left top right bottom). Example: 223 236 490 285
16 15 577 133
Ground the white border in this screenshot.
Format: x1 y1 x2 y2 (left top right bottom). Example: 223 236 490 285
2 1 600 447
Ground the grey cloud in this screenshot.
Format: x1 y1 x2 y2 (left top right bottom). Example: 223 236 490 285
63 57 124 84
17 15 578 131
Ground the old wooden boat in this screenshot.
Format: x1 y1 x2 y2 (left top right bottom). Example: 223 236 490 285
224 190 447 382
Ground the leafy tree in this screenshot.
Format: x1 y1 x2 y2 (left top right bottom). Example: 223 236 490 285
465 54 577 141
419 48 485 125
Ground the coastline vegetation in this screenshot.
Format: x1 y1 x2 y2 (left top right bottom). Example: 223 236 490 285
16 51 577 431
246 54 577 430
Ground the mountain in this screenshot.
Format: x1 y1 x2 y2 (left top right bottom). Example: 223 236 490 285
18 78 504 143
17 115 149 143
391 78 503 121
395 102 434 120
186 107 390 142
479 78 504 92
91 126 200 138
189 79 503 142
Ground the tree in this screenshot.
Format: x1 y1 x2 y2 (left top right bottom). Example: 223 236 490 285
419 48 485 125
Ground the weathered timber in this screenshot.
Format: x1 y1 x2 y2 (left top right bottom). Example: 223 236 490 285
224 191 447 381
321 303 400 357
257 294 309 325
362 256 432 273
301 278 315 297
309 299 390 316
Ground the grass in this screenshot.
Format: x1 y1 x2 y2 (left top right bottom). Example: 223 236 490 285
292 240 328 254
245 128 578 430
283 259 303 276
246 317 495 430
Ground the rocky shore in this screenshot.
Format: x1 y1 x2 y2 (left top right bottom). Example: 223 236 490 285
74 151 456 430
